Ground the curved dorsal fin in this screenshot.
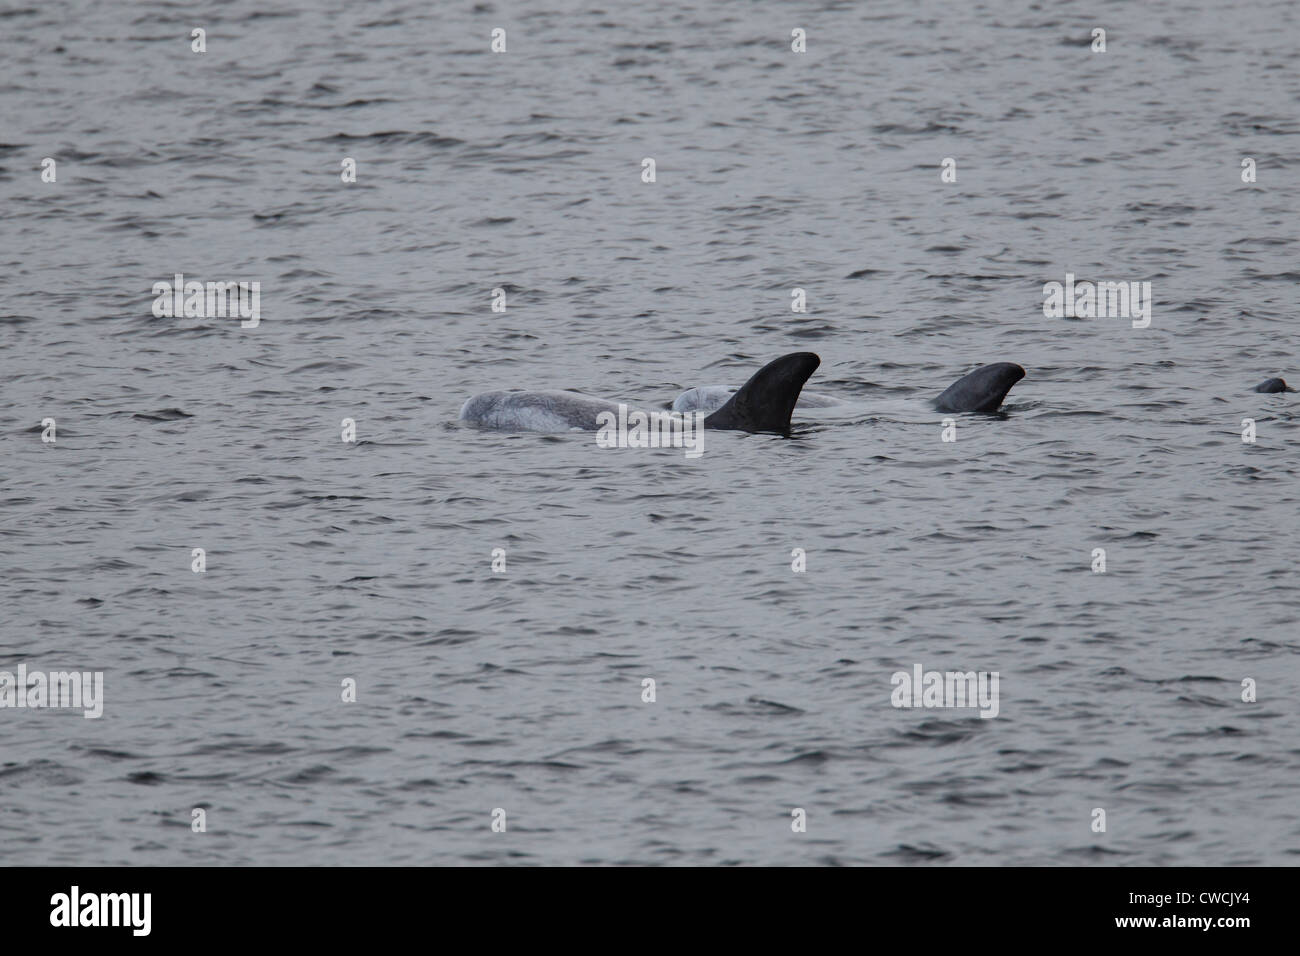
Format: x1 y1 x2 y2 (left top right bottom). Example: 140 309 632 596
934 363 1026 413
704 352 821 434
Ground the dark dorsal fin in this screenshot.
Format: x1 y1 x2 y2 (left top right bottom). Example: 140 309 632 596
934 362 1026 413
703 352 820 434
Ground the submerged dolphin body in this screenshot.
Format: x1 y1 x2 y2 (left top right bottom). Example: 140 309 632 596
459 352 820 435
673 362 1027 416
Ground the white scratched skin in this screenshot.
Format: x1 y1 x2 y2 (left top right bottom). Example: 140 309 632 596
1 0 1298 867
672 385 845 414
458 390 624 432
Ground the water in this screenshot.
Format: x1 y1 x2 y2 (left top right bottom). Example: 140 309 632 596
2 0 1298 865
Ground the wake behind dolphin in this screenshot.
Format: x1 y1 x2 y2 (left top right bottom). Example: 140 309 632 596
673 362 1027 416
460 352 820 435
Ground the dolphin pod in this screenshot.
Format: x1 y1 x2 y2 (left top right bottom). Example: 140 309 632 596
459 352 820 435
461 356 1294 435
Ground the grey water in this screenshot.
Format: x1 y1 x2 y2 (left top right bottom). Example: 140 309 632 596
1 0 1298 865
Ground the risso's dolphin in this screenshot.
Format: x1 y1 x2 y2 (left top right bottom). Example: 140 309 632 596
1253 377 1295 393
933 363 1026 413
459 352 820 435
672 361 1026 416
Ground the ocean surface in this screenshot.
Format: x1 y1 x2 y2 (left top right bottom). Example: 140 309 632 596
2 0 1298 865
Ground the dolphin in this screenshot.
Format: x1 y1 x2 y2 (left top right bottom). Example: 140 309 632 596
934 363 1026 413
459 352 820 435
1253 377 1295 393
672 361 1026 416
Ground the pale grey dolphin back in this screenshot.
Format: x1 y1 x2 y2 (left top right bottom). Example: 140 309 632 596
673 385 843 414
458 390 623 432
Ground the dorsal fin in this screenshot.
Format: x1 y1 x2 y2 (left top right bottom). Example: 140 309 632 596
934 363 1025 413
703 352 821 434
